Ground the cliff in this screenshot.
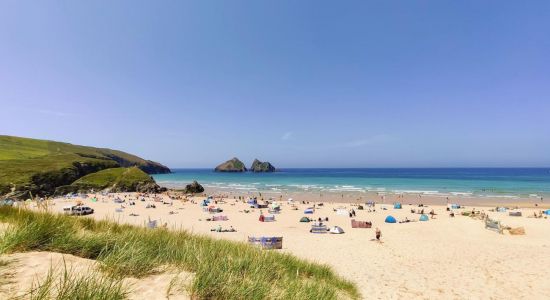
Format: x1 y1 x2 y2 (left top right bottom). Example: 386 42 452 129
0 135 170 198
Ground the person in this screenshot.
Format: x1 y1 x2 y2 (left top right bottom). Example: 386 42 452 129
375 228 381 241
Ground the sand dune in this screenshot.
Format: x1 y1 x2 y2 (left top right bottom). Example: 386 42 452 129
4 193 550 299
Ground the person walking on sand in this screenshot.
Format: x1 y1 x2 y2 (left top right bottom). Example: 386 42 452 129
375 227 381 242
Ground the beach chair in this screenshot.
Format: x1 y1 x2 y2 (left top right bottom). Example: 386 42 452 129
263 214 276 222
310 224 328 233
484 218 503 234
147 220 158 229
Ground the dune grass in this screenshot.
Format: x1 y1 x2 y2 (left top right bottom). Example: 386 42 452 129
28 261 128 300
0 207 359 299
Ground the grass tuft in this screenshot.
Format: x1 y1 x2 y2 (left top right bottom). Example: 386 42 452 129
27 260 128 300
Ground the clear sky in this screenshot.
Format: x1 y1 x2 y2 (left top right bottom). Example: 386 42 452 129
1 1 549 168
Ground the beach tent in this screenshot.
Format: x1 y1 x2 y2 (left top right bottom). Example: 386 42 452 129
394 203 402 209
450 204 461 209
271 202 280 209
247 199 257 205
419 214 429 221
300 217 311 223
329 226 345 234
497 207 507 212
543 209 550 215
304 208 314 214
385 215 397 223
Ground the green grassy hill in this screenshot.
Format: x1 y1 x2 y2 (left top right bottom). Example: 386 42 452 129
0 135 170 198
65 167 157 193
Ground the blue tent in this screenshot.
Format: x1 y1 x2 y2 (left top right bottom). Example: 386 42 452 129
544 209 550 215
393 203 402 209
450 204 460 209
304 208 314 214
385 215 397 223
419 214 429 221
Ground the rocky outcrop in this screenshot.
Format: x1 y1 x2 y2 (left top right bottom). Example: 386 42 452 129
250 159 276 172
183 180 204 194
214 157 247 172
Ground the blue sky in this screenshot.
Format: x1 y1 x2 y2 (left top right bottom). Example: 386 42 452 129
1 1 549 168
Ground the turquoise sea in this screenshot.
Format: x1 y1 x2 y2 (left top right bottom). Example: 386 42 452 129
153 168 550 198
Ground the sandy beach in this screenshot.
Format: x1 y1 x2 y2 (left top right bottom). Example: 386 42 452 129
4 191 549 299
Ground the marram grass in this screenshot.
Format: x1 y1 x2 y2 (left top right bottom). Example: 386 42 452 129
27 261 128 300
0 206 360 299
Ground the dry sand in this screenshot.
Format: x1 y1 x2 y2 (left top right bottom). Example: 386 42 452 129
4 192 550 299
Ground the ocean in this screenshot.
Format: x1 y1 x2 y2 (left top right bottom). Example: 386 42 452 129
153 168 550 198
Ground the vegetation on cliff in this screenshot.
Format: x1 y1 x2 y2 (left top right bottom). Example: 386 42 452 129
250 159 276 172
56 167 161 194
0 135 170 198
214 157 247 172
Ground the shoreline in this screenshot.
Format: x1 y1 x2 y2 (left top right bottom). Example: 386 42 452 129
195 187 550 209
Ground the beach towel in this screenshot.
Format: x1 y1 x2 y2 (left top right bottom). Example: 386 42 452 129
248 236 283 249
212 215 228 221
351 219 372 228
